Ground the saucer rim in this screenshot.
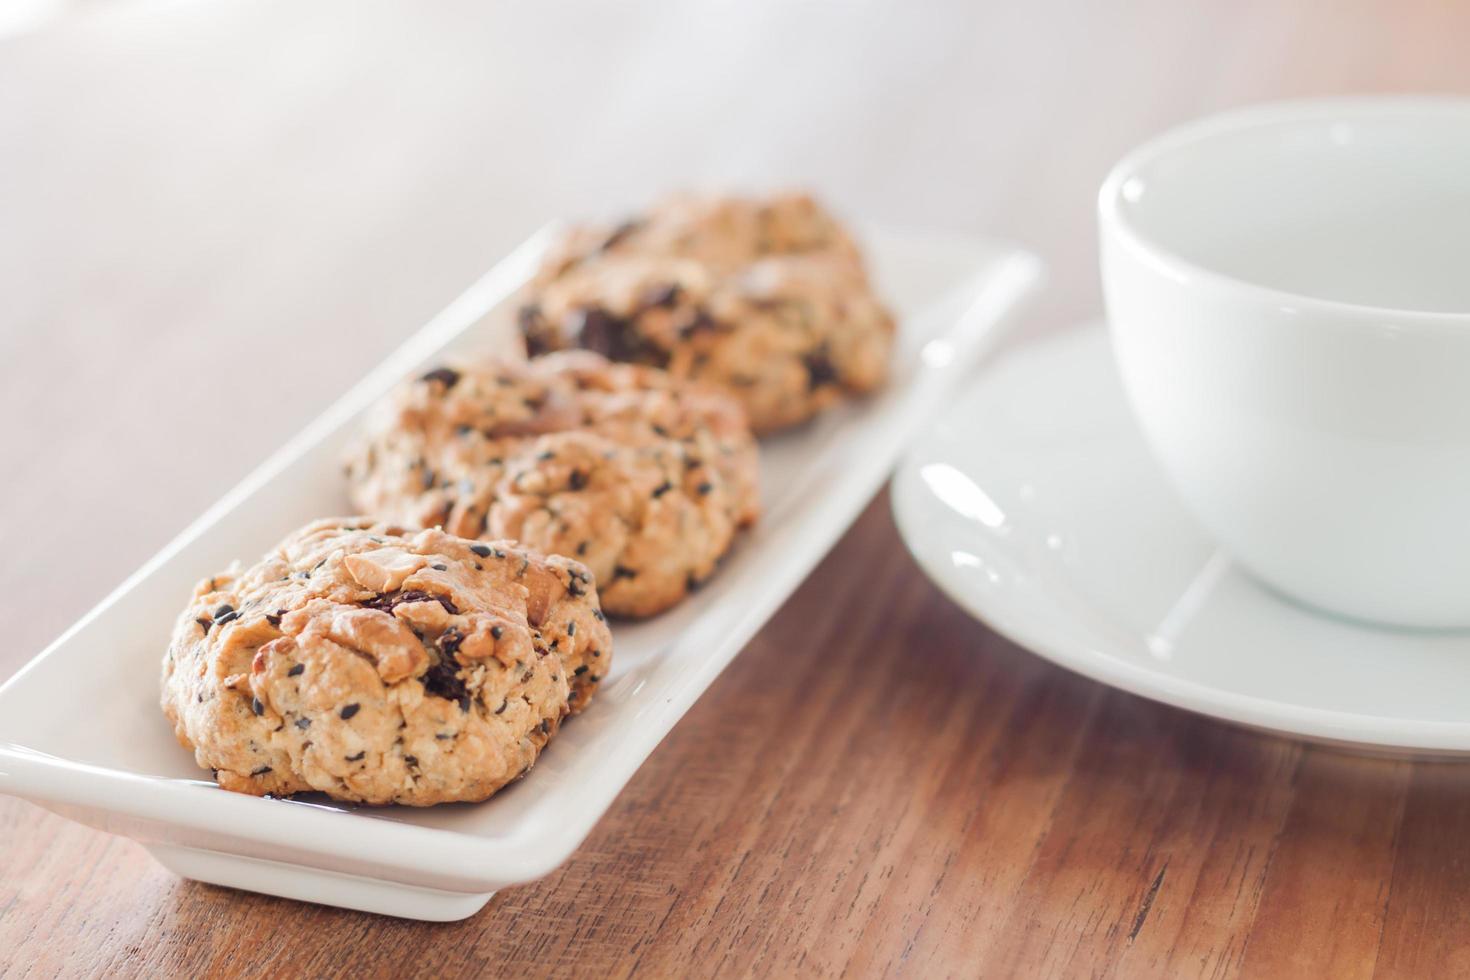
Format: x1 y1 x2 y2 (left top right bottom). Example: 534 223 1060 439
891 324 1470 756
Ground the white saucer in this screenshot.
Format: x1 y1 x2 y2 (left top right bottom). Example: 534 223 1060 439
892 324 1470 756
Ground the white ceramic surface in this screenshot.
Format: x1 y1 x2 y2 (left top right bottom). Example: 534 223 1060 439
0 225 1041 921
1099 97 1470 628
893 324 1470 756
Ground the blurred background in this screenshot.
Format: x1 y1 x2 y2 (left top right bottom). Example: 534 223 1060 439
1 0 1464 662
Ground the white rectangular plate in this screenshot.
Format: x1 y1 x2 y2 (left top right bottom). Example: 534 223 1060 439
0 225 1040 921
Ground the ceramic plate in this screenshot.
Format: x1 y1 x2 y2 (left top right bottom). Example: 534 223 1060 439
892 324 1470 757
0 225 1041 920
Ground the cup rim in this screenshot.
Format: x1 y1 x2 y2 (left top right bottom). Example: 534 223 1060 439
1098 95 1470 323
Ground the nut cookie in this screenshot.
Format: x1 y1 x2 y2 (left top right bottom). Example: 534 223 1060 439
345 351 759 618
160 517 612 806
532 191 865 276
518 192 895 432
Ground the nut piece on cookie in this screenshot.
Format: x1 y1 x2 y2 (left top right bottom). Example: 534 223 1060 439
159 517 613 806
344 351 760 618
517 191 896 433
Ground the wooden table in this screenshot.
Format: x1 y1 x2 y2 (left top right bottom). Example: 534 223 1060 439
3 1 1469 975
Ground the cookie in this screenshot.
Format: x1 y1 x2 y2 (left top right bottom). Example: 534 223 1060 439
518 192 895 432
160 516 612 806
345 351 759 618
533 191 865 276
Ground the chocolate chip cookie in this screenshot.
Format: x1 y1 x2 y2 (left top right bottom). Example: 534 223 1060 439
160 516 611 805
518 192 895 432
532 191 865 276
345 351 760 618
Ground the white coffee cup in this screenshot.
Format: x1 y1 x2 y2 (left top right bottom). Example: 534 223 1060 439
1099 98 1470 629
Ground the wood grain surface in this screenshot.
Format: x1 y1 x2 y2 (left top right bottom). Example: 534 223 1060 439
3 0 1469 976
